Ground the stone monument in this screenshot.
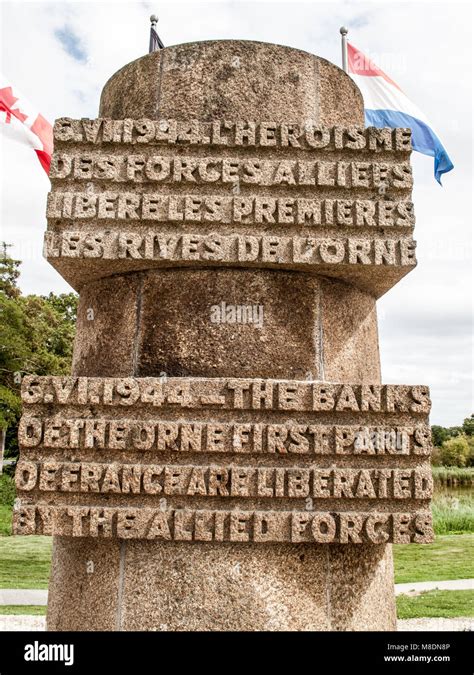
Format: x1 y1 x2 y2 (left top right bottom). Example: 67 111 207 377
13 40 433 631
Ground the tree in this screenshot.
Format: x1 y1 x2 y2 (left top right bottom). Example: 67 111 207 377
19 294 77 373
44 292 78 326
0 243 78 465
0 243 20 299
439 434 471 467
431 424 464 448
467 436 474 467
462 415 474 437
0 248 28 467
431 425 450 447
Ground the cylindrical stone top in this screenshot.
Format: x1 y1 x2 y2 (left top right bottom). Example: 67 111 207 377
100 40 364 126
47 39 415 297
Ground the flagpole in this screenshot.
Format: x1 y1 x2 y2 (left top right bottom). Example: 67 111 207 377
149 13 165 52
340 26 348 73
149 14 158 53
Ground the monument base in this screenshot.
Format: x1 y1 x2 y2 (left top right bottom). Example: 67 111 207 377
47 537 396 631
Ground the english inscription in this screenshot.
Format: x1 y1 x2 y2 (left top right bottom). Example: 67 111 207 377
13 376 433 543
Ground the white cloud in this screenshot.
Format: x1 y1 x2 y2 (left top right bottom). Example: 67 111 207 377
0 0 472 425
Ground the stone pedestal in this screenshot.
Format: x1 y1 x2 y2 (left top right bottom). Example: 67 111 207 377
47 538 395 631
48 266 392 631
14 41 433 632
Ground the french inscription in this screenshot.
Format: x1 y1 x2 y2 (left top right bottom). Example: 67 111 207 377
44 230 417 268
47 192 415 228
50 154 413 189
47 119 416 293
53 118 412 152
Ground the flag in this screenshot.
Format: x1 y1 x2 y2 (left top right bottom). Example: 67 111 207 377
0 74 53 175
149 26 164 53
347 43 453 184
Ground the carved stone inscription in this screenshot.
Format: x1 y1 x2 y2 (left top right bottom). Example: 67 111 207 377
46 119 417 295
13 376 434 543
53 118 413 150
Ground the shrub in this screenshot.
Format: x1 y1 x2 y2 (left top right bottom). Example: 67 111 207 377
0 473 15 507
439 434 471 467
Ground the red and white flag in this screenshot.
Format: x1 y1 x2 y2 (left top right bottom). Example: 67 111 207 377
0 73 53 175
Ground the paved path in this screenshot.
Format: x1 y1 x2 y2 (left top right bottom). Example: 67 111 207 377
0 589 48 605
398 617 473 631
0 615 46 631
395 579 473 595
0 579 472 606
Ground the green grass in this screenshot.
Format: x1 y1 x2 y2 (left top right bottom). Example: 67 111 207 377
432 466 474 488
0 535 52 589
0 605 46 616
394 534 474 583
432 493 474 534
0 533 470 590
0 504 13 536
1 592 473 621
0 473 15 536
396 590 474 619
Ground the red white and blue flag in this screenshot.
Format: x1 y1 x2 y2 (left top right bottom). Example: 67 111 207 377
0 74 53 175
348 43 453 184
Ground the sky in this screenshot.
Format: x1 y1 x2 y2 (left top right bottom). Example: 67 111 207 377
0 0 472 426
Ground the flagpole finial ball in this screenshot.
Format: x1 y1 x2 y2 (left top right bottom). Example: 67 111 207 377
150 14 158 24
340 26 348 35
